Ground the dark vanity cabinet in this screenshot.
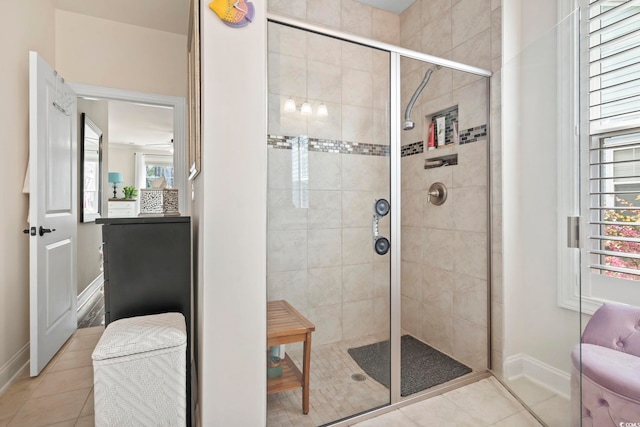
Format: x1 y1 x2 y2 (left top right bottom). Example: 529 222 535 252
96 216 193 425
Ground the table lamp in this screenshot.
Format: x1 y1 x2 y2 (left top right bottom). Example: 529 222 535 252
108 172 123 199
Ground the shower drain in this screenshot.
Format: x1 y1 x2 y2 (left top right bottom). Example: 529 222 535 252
351 373 367 382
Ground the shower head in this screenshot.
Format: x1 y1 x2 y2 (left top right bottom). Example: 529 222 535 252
403 66 437 131
403 120 415 131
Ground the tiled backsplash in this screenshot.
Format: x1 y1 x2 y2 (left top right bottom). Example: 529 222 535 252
268 135 390 157
269 123 487 160
400 123 488 158
459 125 488 145
400 141 424 157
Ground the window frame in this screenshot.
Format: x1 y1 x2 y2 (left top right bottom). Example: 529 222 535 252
579 129 640 309
558 0 640 314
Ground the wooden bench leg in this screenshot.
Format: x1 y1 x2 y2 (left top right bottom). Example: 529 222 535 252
302 331 312 414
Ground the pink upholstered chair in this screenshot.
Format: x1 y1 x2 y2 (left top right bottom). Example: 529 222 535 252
571 302 640 427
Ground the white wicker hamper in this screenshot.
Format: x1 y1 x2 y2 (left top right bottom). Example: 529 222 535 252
92 312 186 427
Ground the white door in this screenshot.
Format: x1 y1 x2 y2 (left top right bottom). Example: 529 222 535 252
29 51 78 376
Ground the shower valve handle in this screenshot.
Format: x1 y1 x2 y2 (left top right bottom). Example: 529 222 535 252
427 182 448 206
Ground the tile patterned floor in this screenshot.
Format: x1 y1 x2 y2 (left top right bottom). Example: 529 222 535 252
0 327 561 427
0 326 102 427
353 378 543 427
503 378 572 427
268 334 391 427
77 288 105 329
267 333 489 427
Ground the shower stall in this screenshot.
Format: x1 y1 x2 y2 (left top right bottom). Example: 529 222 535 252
266 15 491 426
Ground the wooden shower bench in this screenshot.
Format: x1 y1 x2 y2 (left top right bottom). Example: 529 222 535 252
267 300 316 414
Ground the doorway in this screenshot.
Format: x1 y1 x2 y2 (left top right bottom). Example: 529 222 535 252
25 0 192 379
71 85 187 330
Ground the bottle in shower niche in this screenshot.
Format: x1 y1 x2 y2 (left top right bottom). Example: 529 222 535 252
436 116 446 147
453 122 459 145
427 122 436 151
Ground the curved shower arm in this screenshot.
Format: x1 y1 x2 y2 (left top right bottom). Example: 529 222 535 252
403 67 435 128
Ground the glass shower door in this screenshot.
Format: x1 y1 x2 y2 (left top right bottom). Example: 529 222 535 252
496 10 583 427
266 22 392 426
398 54 491 398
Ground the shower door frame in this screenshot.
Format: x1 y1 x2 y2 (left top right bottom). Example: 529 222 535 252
267 13 493 424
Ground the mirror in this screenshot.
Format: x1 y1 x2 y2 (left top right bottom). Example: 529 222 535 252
81 113 103 222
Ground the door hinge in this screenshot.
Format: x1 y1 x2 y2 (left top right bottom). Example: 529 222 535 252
567 216 580 248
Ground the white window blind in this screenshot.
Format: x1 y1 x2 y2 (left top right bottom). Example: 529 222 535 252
589 0 640 133
588 131 640 280
588 0 640 282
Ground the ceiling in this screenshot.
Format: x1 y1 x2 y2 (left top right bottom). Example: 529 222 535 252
107 101 174 148
354 0 416 14
52 0 190 35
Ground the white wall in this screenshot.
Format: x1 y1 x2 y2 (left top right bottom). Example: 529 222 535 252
107 144 172 194
56 9 188 216
55 10 187 98
0 0 56 390
106 145 136 194
0 1 190 392
197 1 267 425
502 0 583 380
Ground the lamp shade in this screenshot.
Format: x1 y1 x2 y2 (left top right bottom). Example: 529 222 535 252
284 97 296 112
300 102 312 115
108 172 123 184
317 104 328 117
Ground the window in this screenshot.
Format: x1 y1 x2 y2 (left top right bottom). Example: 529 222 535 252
146 164 174 188
135 153 174 190
588 131 640 282
579 0 640 309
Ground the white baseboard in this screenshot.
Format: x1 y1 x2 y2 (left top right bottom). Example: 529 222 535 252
77 273 104 313
0 274 104 396
0 343 29 395
504 353 571 399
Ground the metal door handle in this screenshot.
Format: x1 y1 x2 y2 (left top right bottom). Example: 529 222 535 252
39 226 56 236
372 199 391 256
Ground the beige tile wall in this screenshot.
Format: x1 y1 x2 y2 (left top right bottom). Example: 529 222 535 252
268 0 400 43
266 0 504 371
268 26 392 146
267 149 391 346
266 1 400 346
398 0 502 371
489 0 504 376
401 140 489 370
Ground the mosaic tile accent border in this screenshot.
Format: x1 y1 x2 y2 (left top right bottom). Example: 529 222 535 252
268 125 486 159
459 124 488 145
267 135 390 157
401 141 423 157
401 124 488 157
